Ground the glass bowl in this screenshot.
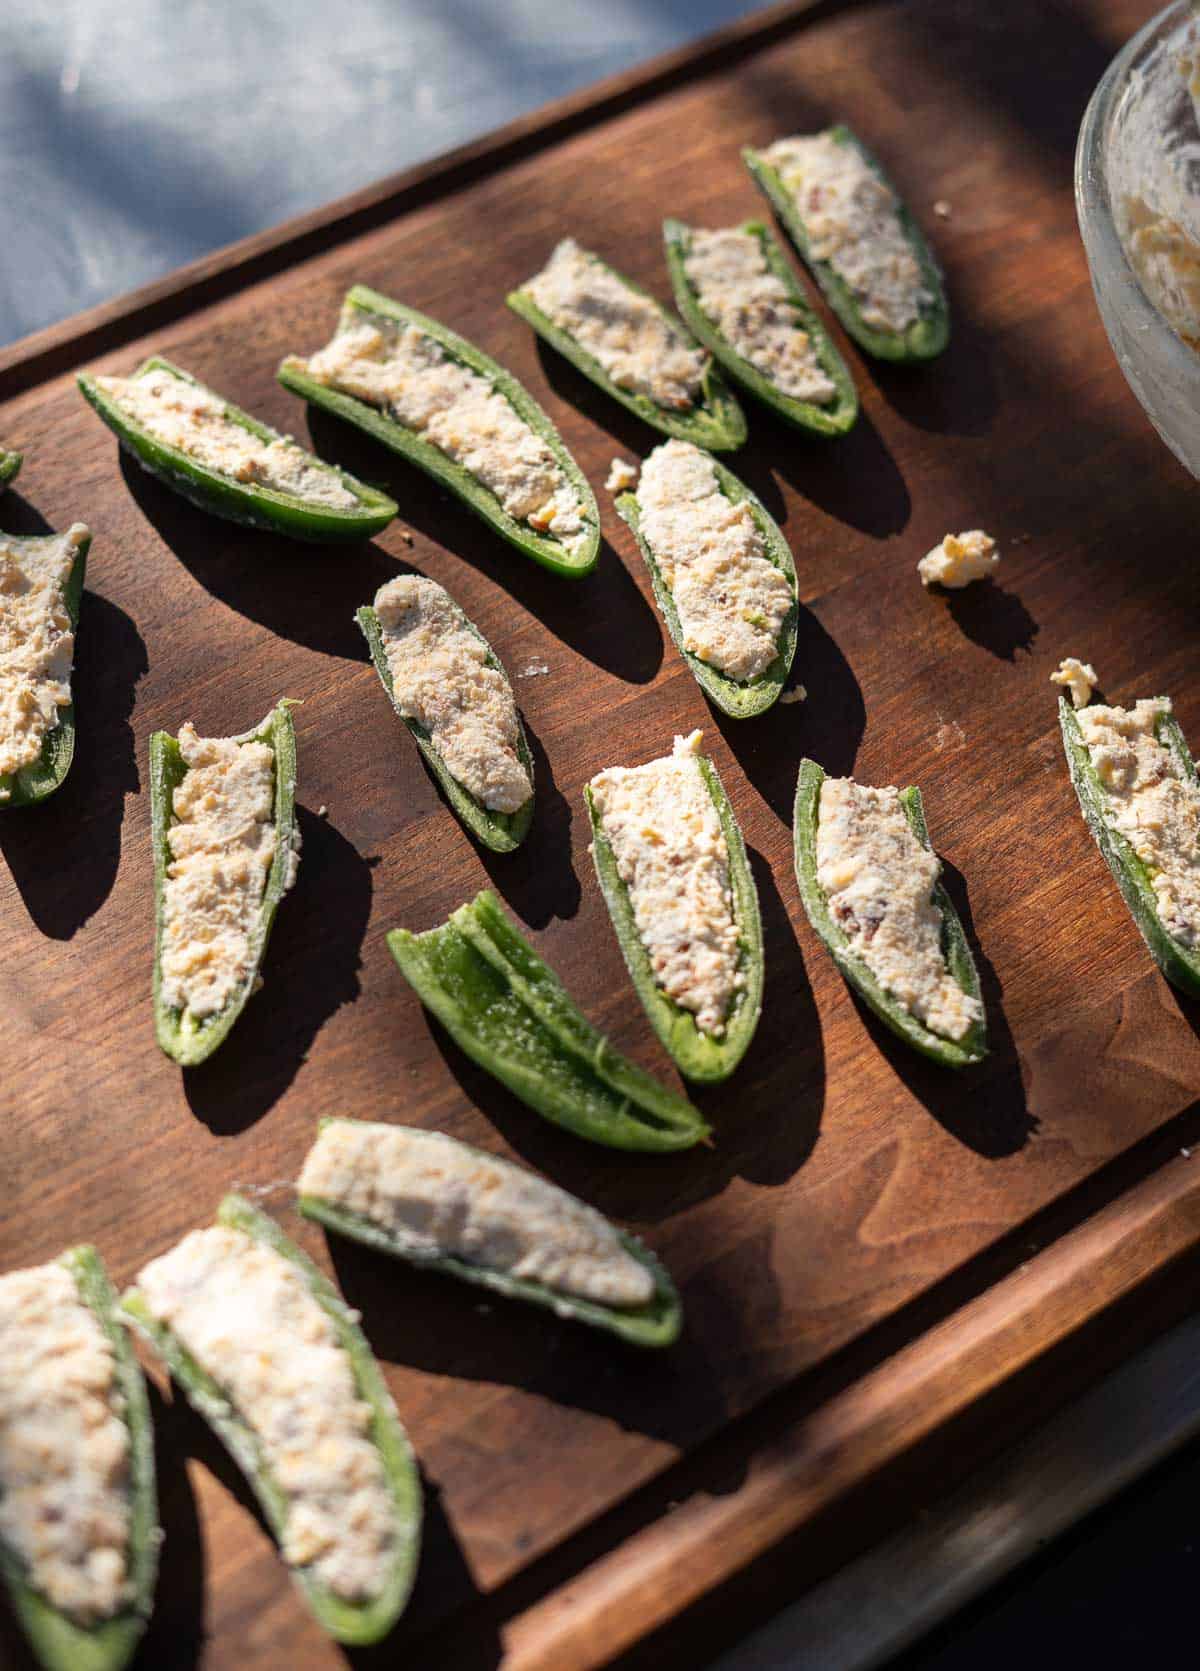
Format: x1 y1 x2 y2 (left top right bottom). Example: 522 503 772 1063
1076 0 1200 478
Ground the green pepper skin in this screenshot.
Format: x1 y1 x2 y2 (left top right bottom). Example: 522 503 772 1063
506 248 748 451
585 752 763 1083
387 890 709 1152
0 526 89 809
615 457 797 719
299 1118 682 1346
743 126 950 364
663 218 858 437
1 1247 159 1671
356 602 533 853
151 701 300 1066
122 1196 421 1646
1060 696 1200 996
793 759 987 1067
0 450 21 488
77 357 397 542
278 286 599 578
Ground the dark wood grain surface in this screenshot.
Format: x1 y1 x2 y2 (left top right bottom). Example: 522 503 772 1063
2 0 1194 1665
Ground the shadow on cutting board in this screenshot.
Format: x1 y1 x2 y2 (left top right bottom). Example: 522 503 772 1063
325 1209 777 1461
181 807 372 1133
0 518 146 939
302 405 666 688
712 607 866 824
861 856 1035 1158
476 717 581 928
742 401 912 540
118 450 405 661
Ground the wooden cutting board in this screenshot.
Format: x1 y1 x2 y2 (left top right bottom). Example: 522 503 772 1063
3 1 1198 1666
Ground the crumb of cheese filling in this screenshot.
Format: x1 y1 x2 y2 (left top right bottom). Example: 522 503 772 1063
605 457 639 493
683 225 837 404
94 368 359 509
135 1228 395 1603
1078 697 1200 947
160 725 292 1021
373 575 531 815
1051 657 1099 709
589 730 742 1037
637 440 793 682
300 316 585 549
299 1121 654 1308
918 529 999 589
525 239 708 410
763 131 934 335
0 1261 131 1625
0 524 86 795
816 776 982 1041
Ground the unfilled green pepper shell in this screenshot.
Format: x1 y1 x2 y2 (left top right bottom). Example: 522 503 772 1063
585 751 763 1083
1060 695 1200 996
0 524 89 809
743 125 949 364
278 286 599 578
122 1196 421 1646
151 701 300 1066
78 357 397 542
663 218 858 437
388 890 709 1152
299 1118 682 1346
792 758 986 1067
616 454 797 719
507 246 748 451
0 450 21 488
1 1247 159 1671
356 601 533 853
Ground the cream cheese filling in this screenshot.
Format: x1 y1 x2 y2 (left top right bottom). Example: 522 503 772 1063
683 226 836 404
160 725 289 1021
590 730 741 1037
94 368 360 509
816 776 981 1041
637 440 792 683
525 238 708 410
136 1227 395 1603
0 523 87 794
1078 697 1200 947
763 132 933 335
0 1261 131 1626
373 575 531 815
300 316 585 549
299 1121 655 1308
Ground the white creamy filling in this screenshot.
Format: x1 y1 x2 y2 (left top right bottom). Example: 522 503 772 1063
683 226 836 404
590 730 741 1036
605 457 638 494
638 439 792 682
0 524 86 794
917 529 999 589
524 238 708 410
1051 657 1099 709
299 1121 655 1308
300 318 584 548
764 132 933 335
1122 194 1200 348
1078 697 1200 947
136 1227 394 1603
816 777 981 1041
0 1261 131 1625
160 726 293 1021
94 368 359 509
374 575 531 815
